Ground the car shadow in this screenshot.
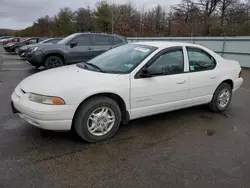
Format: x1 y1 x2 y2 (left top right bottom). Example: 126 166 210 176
27 105 216 145
4 52 16 55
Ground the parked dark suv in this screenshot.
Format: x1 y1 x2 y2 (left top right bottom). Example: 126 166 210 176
26 33 127 69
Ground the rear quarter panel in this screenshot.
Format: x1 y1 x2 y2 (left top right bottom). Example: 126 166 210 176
198 46 240 90
217 58 241 88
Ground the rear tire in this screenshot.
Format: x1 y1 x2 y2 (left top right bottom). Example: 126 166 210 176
209 83 232 112
44 56 64 69
74 97 121 143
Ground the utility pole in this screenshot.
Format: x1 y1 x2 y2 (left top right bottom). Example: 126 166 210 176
248 0 250 33
187 0 203 38
111 0 114 34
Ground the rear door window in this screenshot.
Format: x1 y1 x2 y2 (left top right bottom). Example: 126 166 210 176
187 47 216 72
13 38 19 42
28 39 38 44
94 35 112 46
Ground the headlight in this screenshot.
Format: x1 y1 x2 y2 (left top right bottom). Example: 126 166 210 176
29 93 65 105
33 47 38 51
21 46 28 50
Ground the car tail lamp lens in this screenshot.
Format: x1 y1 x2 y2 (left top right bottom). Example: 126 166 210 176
239 70 242 78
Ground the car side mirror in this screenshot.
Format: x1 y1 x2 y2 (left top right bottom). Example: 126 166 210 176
140 67 163 78
70 42 77 48
26 42 30 45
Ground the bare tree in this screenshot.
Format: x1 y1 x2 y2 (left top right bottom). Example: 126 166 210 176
219 0 236 26
198 0 222 35
75 7 94 32
13 0 250 37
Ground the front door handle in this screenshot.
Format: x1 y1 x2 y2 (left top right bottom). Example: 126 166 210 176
176 80 186 84
88 47 93 50
211 76 216 79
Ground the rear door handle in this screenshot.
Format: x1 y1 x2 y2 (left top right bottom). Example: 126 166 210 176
211 76 216 79
176 80 186 84
88 47 93 50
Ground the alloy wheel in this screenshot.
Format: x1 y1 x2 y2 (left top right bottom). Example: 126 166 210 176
217 88 231 108
87 107 115 136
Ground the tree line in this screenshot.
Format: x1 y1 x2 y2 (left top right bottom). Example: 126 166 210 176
8 0 250 37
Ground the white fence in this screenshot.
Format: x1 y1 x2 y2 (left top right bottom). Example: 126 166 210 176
127 37 250 68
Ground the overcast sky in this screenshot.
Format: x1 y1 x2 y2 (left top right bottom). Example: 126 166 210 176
0 0 179 30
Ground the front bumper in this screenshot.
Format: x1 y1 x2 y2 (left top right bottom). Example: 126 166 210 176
4 46 14 52
11 86 77 131
26 50 44 66
18 49 27 58
11 101 19 113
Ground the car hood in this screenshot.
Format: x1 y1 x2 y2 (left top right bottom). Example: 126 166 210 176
19 65 122 103
5 42 17 46
27 43 53 49
25 43 38 48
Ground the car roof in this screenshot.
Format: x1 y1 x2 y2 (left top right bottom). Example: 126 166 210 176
74 32 123 37
132 41 203 49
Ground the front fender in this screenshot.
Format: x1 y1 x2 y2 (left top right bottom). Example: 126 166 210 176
42 50 67 62
78 90 129 111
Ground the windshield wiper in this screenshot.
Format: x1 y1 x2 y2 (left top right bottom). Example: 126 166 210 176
85 62 106 73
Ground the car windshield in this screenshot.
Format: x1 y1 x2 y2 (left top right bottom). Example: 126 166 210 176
57 34 78 44
77 44 157 74
21 38 32 42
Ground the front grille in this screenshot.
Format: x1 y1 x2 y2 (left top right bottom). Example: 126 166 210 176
21 89 26 94
15 86 25 98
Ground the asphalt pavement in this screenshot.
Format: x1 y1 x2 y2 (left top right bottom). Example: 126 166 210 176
1 47 250 188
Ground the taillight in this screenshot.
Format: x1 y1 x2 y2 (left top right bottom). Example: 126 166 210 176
239 70 242 78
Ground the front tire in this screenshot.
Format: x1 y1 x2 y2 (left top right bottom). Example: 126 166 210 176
209 83 232 112
14 47 19 54
74 97 121 143
34 65 40 70
44 56 64 69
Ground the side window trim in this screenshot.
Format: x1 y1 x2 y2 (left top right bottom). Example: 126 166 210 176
134 46 184 79
185 46 217 72
111 36 123 45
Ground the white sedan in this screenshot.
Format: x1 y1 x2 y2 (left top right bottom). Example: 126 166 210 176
11 42 243 142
